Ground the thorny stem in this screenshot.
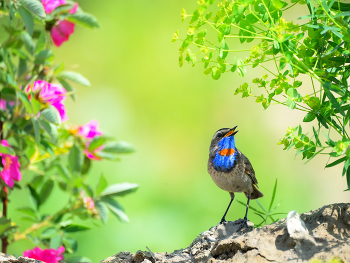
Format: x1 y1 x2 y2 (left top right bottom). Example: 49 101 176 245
0 103 8 253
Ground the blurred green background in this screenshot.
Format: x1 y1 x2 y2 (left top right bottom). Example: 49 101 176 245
7 0 350 262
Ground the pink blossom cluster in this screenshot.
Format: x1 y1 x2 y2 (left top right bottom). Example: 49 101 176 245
0 140 21 188
0 99 15 110
26 80 67 122
23 246 65 263
42 0 78 46
77 120 103 160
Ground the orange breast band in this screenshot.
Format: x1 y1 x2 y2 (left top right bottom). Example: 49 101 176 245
219 148 235 156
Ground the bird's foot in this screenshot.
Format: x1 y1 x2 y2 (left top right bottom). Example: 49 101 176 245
234 217 249 232
219 217 227 224
220 218 227 224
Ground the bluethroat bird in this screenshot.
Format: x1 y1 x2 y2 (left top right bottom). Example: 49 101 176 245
207 126 263 230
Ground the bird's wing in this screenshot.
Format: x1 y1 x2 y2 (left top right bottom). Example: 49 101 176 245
239 150 259 186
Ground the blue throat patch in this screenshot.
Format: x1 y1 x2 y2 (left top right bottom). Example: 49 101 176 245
213 135 237 171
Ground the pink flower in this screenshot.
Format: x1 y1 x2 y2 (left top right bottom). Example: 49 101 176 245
26 80 68 121
42 0 65 14
0 99 6 110
42 0 79 47
83 196 95 209
0 140 21 188
78 120 102 139
77 120 103 160
23 246 65 263
51 20 75 47
0 99 15 110
84 145 103 161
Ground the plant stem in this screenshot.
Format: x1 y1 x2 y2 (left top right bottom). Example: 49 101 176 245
1 187 8 253
0 109 8 253
12 216 52 242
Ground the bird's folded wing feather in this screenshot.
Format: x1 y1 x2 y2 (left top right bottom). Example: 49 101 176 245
241 153 258 186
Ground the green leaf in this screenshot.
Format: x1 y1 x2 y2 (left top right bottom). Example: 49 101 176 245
343 157 350 176
279 57 287 70
303 112 316 122
18 6 34 35
0 217 12 238
204 67 212 75
19 0 46 18
34 49 54 65
31 98 41 115
323 82 345 116
63 237 78 254
35 30 47 53
32 118 41 145
16 207 38 220
96 174 108 196
40 106 61 125
0 145 15 155
57 71 90 86
312 126 322 147
273 0 288 9
69 143 84 173
27 184 40 209
95 200 109 224
347 168 350 189
100 182 139 197
18 92 33 114
62 224 90 233
58 78 75 101
286 97 296 109
39 180 54 206
268 179 278 211
55 163 71 182
50 234 62 249
20 31 34 54
67 12 100 29
326 156 347 168
102 141 135 154
38 119 58 143
211 67 221 80
41 227 57 238
88 136 106 152
101 196 129 222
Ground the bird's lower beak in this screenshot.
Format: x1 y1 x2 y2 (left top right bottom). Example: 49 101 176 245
224 126 238 137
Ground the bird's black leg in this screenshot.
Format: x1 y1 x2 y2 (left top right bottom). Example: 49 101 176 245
236 194 251 231
220 197 233 224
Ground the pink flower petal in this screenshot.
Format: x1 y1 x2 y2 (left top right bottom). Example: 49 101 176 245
23 246 64 263
78 120 102 139
0 140 22 188
42 0 66 14
27 80 68 121
51 20 75 47
69 3 78 14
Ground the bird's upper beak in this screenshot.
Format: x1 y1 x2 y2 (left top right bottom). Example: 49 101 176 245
224 126 238 137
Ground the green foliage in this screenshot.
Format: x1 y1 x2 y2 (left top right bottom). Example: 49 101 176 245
177 0 350 190
237 179 285 227
0 0 137 260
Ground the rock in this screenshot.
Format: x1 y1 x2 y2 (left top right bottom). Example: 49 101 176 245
0 253 43 263
101 203 350 263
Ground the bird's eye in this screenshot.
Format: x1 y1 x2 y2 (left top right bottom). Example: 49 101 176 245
217 133 223 138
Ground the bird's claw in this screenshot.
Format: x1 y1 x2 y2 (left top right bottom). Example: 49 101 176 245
234 217 249 232
220 218 227 224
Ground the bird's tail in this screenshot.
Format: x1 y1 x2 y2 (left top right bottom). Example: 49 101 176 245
250 184 264 199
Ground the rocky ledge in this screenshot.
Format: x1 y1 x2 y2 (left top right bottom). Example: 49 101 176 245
102 203 350 263
2 203 350 263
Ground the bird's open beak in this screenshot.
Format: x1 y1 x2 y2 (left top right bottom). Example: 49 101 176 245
224 126 238 137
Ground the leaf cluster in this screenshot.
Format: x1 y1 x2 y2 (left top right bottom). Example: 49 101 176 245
176 0 350 190
0 0 137 260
